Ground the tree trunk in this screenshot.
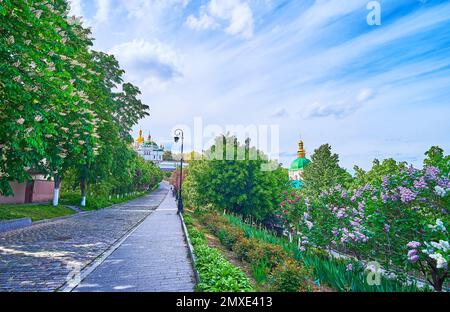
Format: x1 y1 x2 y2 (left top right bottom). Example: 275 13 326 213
52 175 61 207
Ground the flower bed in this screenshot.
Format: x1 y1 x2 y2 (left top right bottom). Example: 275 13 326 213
225 214 428 292
278 164 449 291
194 212 314 291
183 214 253 292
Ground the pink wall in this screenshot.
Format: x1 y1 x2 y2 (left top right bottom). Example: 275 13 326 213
32 180 54 203
0 180 54 204
0 182 26 204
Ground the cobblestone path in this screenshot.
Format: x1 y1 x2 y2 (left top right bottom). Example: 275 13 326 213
0 183 194 292
74 186 195 292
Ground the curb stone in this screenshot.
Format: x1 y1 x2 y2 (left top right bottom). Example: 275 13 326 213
179 212 201 285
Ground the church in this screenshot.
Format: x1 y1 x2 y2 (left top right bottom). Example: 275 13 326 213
134 130 164 163
289 140 311 188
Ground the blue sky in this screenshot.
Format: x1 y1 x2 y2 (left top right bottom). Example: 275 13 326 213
69 0 450 170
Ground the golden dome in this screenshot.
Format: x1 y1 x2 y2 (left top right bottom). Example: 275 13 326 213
136 129 144 144
297 140 306 158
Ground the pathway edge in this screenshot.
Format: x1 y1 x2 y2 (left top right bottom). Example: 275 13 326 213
179 212 200 285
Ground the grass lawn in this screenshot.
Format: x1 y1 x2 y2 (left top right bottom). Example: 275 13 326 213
60 183 160 211
0 204 75 222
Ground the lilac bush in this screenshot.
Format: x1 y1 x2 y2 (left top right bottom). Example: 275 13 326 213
280 164 449 291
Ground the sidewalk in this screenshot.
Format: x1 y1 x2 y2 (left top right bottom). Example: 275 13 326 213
73 185 196 292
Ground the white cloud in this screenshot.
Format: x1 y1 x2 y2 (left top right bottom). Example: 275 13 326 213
185 7 218 30
94 0 110 24
271 107 288 118
357 88 374 102
123 0 190 19
225 2 254 38
303 88 376 119
109 39 183 91
68 0 83 17
186 0 254 38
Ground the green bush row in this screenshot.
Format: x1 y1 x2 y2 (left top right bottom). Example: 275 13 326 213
195 212 313 292
184 215 253 292
60 188 153 211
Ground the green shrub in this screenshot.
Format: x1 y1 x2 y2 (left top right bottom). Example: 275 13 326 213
217 226 245 250
251 242 287 270
268 259 312 292
234 237 287 269
234 237 257 262
186 222 253 292
251 259 270 284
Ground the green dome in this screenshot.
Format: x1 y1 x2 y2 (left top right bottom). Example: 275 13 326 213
289 157 311 171
143 141 158 147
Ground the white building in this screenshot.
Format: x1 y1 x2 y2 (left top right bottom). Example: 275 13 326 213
134 130 164 163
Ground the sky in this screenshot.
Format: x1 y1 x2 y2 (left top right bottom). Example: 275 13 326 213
68 0 450 171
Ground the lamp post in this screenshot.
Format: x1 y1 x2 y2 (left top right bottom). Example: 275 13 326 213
174 129 184 214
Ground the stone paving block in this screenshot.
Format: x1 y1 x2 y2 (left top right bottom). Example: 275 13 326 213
0 184 173 292
73 187 195 292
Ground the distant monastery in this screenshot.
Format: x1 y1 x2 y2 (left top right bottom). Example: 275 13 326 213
289 140 311 188
133 129 164 163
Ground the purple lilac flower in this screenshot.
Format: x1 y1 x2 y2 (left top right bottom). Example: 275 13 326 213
384 223 390 232
407 241 421 249
346 264 353 271
398 187 417 203
358 201 365 210
381 192 389 204
407 165 417 176
436 177 449 188
408 254 419 263
408 249 417 257
336 209 346 219
350 220 361 227
341 191 347 199
413 177 427 189
382 176 389 189
425 166 440 181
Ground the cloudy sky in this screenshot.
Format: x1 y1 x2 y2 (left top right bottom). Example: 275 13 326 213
69 0 450 170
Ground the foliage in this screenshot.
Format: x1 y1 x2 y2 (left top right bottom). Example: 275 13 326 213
279 147 450 291
0 0 157 206
216 226 245 250
162 150 173 161
0 203 75 221
183 135 290 224
226 213 428 292
268 259 312 292
184 218 253 292
60 187 155 211
302 144 352 197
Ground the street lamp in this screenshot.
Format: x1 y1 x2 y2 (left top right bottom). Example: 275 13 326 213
174 128 184 214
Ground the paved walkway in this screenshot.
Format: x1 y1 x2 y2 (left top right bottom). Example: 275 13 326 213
73 186 195 292
0 183 195 292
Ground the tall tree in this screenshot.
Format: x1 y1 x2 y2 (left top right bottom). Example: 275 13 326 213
302 144 352 196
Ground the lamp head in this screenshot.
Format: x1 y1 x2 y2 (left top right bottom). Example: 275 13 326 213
174 136 179 143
